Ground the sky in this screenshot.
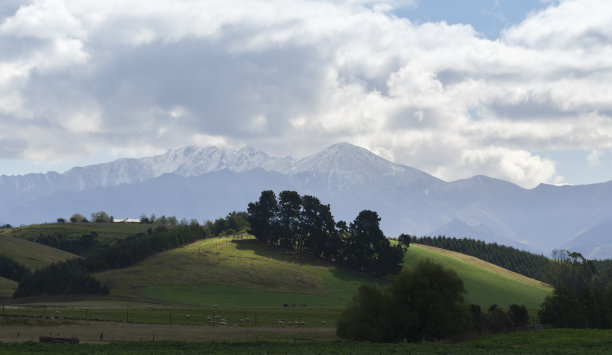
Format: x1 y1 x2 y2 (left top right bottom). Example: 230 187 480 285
1 0 611 188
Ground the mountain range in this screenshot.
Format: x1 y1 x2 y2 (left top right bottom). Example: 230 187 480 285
2 142 612 259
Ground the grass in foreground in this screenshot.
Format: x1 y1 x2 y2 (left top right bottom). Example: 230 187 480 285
1 329 612 354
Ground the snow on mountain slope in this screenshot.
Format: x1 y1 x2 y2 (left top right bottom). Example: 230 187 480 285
3 142 612 258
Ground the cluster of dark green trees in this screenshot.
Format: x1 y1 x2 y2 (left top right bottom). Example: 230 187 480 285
247 190 404 277
413 236 551 280
36 232 99 256
0 254 30 282
204 211 249 236
538 250 612 328
337 259 530 342
13 224 205 298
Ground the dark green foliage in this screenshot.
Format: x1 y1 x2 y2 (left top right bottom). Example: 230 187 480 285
13 259 108 298
13 224 205 298
507 304 529 327
90 211 111 223
247 190 279 244
0 254 30 282
247 190 404 277
397 233 411 249
207 211 249 236
83 224 205 272
35 232 99 256
69 213 85 223
537 249 612 329
484 304 514 333
413 236 551 280
539 286 586 328
337 259 471 342
336 285 396 342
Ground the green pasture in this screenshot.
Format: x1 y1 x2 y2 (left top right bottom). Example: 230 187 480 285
1 329 612 354
2 222 150 245
95 235 550 309
0 234 77 270
97 236 379 306
405 244 551 309
1 306 339 328
0 276 17 299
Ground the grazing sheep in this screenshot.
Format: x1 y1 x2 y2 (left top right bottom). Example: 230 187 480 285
320 320 327 325
185 315 191 318
286 322 292 326
244 317 250 322
207 316 212 321
278 321 284 326
219 321 227 326
55 311 60 314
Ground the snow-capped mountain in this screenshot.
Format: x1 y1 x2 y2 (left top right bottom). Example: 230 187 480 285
3 142 612 258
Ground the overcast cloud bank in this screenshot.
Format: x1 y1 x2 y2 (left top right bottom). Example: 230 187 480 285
1 0 611 188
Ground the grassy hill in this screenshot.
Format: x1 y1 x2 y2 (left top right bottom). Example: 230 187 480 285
96 236 379 307
2 223 150 246
405 244 551 309
0 234 77 270
0 276 17 299
96 236 551 309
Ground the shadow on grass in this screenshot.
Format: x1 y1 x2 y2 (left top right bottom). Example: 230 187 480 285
233 239 385 286
232 239 328 268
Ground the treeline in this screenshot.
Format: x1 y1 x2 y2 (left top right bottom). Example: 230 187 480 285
0 254 30 282
204 211 249 236
82 224 205 272
13 224 205 298
539 250 612 329
337 259 530 342
13 259 109 298
412 236 551 280
247 190 404 277
35 232 99 256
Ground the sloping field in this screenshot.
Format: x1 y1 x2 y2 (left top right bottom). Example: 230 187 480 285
405 244 551 308
0 234 77 270
2 223 150 245
96 236 550 309
96 236 378 307
0 276 17 299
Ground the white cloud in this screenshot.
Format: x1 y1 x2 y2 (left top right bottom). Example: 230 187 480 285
1 0 611 187
587 150 601 167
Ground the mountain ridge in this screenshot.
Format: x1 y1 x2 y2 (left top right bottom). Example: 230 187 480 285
2 142 612 258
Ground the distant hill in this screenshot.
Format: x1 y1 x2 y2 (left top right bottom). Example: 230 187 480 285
0 232 77 270
2 142 612 257
4 223 151 247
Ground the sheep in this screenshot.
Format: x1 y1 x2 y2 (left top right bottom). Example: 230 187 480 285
219 321 227 326
207 316 212 321
320 320 327 325
286 322 293 326
244 317 250 322
278 321 284 326
185 315 191 319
